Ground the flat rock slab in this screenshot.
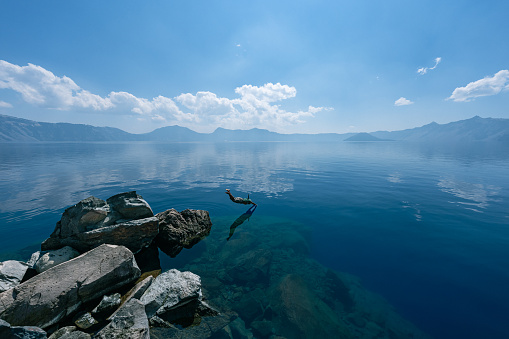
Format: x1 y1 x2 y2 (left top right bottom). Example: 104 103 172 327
0 244 140 329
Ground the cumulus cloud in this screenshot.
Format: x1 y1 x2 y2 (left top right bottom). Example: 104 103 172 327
447 70 509 102
0 100 12 108
417 57 441 75
235 83 297 102
0 61 327 131
394 97 414 106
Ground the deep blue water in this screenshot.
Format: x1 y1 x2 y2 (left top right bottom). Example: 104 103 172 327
0 141 508 338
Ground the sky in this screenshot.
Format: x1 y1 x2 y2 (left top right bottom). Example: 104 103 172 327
1 0 509 134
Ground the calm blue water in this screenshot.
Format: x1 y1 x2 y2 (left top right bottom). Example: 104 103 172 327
0 141 508 338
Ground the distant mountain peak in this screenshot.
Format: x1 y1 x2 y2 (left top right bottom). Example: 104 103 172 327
344 132 388 142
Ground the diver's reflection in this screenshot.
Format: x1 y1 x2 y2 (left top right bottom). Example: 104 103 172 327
226 205 257 241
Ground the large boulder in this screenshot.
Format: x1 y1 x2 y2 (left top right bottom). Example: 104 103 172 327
95 298 149 339
140 269 202 320
41 192 158 254
0 244 141 329
35 246 81 273
0 260 29 293
155 209 212 257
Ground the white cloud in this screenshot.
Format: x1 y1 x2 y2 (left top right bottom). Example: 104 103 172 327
417 57 441 75
235 83 297 102
0 61 327 132
394 97 414 106
447 70 509 102
0 100 12 108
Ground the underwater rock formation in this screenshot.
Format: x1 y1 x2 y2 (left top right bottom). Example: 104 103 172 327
41 192 158 254
155 208 212 257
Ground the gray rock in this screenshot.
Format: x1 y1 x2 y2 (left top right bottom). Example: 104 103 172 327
59 332 90 339
140 269 202 319
47 326 76 339
0 244 140 329
0 260 29 293
27 251 42 268
155 209 212 257
95 298 149 339
0 318 47 338
41 216 159 254
35 246 81 273
106 191 154 220
74 312 98 330
91 293 121 321
41 192 158 254
120 276 153 309
48 327 91 339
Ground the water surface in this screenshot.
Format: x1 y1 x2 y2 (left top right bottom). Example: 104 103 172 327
0 141 508 338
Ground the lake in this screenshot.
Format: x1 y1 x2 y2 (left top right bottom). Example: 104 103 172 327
0 141 508 338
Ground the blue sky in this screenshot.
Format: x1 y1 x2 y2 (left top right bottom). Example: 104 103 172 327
1 0 508 134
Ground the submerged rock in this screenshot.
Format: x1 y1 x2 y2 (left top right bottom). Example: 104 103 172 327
41 192 158 254
0 244 140 329
155 209 212 257
269 274 353 339
35 246 81 273
0 260 29 293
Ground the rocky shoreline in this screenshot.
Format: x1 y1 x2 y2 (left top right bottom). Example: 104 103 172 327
0 191 431 338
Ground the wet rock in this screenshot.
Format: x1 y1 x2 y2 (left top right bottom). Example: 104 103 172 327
74 312 98 330
0 260 29 292
0 318 47 338
91 293 121 321
95 298 149 339
0 244 140 329
155 209 212 257
35 246 81 273
140 269 202 319
269 274 353 339
41 192 158 254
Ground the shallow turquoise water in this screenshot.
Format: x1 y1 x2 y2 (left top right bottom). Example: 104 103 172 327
0 141 508 338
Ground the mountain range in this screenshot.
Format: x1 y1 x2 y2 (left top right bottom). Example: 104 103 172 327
1 114 508 143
